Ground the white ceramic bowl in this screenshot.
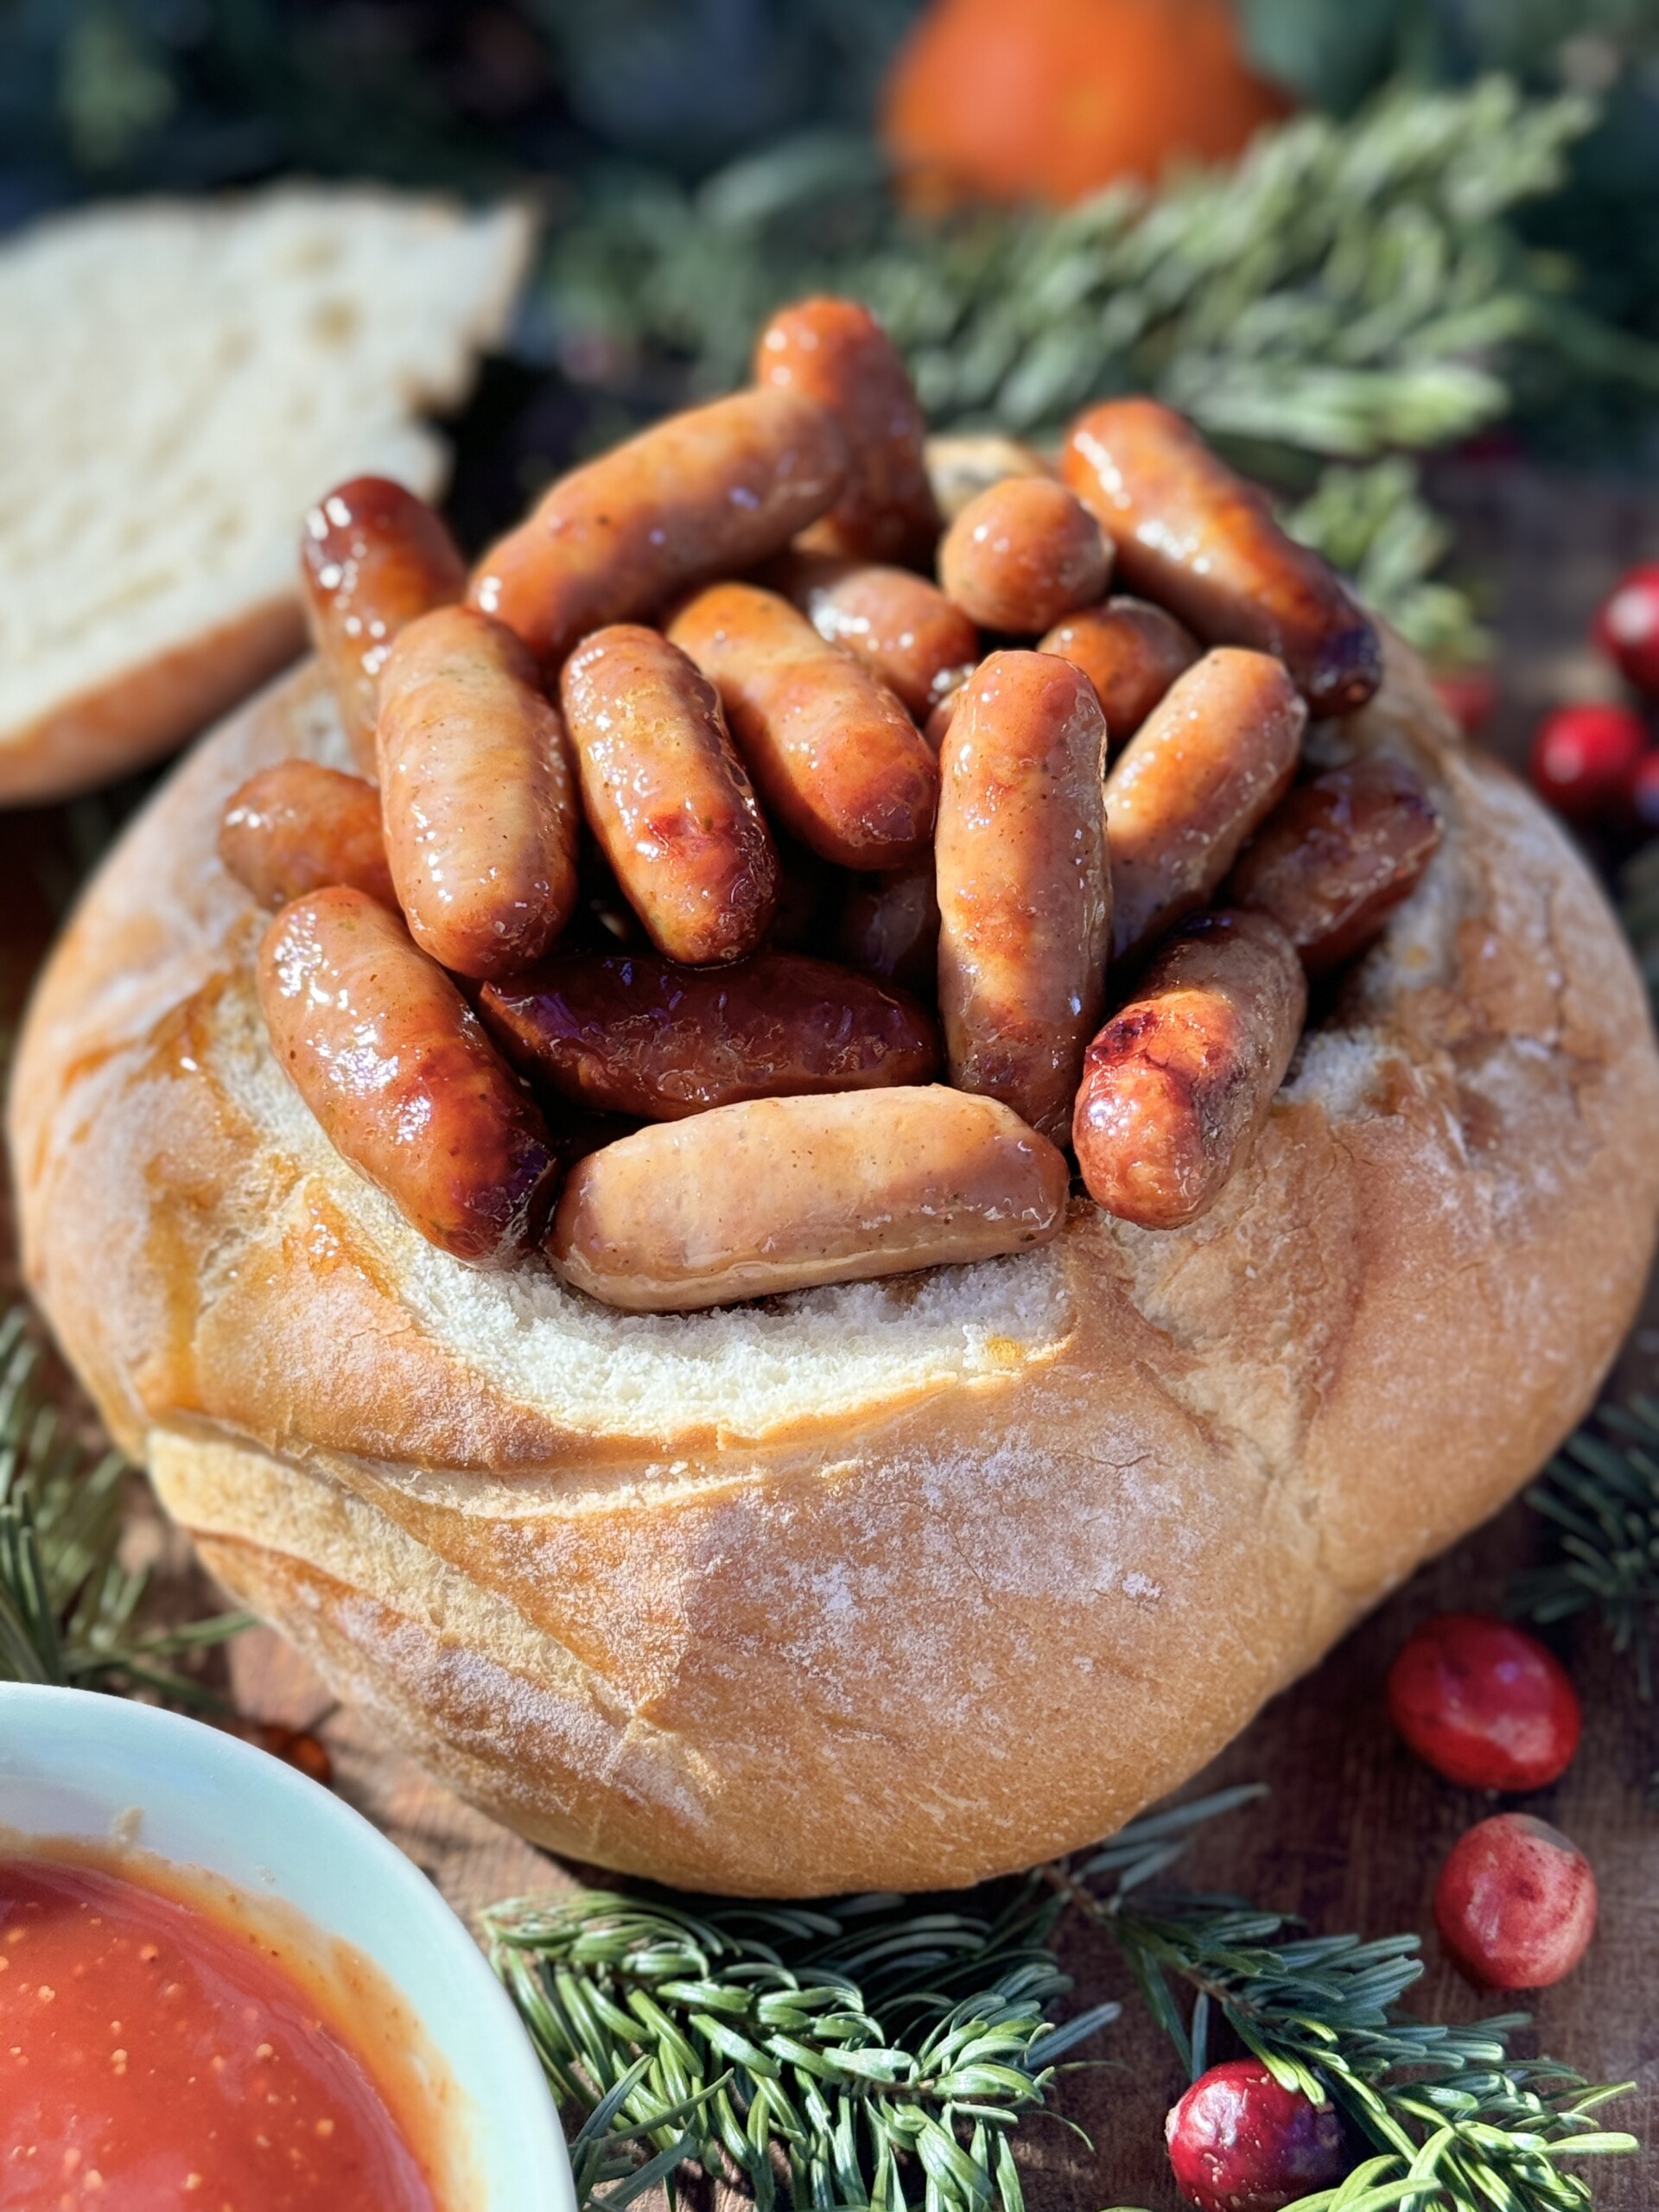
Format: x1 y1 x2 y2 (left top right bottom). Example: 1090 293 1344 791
0 1681 573 2212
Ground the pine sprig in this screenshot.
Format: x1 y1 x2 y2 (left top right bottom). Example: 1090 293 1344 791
0 1306 250 1699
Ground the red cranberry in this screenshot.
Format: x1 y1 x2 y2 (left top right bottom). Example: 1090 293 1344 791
1434 1813 1597 1989
1594 563 1659 698
1165 2060 1350 2212
1431 666 1497 737
1528 702 1647 824
1386 1612 1580 1791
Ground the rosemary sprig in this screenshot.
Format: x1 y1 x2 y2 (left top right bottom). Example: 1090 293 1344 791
0 1306 250 1700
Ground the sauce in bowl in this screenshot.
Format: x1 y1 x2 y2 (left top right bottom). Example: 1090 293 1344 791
1 1846 445 2209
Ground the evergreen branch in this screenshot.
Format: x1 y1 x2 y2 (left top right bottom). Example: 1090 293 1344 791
1511 1395 1659 1700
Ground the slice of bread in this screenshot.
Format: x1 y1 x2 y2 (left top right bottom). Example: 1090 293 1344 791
0 185 533 804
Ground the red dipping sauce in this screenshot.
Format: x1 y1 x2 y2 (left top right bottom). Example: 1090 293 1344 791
1 1850 442 2210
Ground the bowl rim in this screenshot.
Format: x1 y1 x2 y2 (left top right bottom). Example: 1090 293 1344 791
0 1680 573 2211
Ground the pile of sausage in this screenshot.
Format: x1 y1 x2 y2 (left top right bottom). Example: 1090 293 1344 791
225 296 1443 1314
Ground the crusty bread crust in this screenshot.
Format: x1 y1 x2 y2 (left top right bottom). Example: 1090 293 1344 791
10 636 1659 1894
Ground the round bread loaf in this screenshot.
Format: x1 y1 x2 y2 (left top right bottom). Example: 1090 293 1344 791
10 634 1658 1896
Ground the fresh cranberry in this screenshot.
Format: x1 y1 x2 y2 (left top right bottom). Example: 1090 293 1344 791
1386 1613 1580 1791
1528 702 1647 824
1434 1813 1597 1989
1594 563 1659 698
1431 666 1497 737
1165 2060 1350 2212
1630 750 1659 832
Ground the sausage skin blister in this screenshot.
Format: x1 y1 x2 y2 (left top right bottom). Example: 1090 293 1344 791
376 605 581 982
549 1085 1069 1312
836 853 940 997
469 389 848 668
560 626 778 966
938 477 1110 635
300 477 466 776
762 550 978 718
668 582 938 870
1073 909 1306 1230
1105 647 1305 965
936 651 1111 1141
258 887 558 1267
480 949 938 1121
1224 756 1443 976
754 297 939 569
1062 399 1382 714
1039 596 1200 750
219 760 394 912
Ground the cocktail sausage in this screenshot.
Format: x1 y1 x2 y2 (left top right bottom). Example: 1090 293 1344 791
219 760 394 912
763 550 978 718
836 853 940 998
938 477 1110 634
1039 596 1199 749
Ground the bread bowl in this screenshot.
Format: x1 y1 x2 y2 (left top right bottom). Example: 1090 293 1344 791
11 610 1656 1897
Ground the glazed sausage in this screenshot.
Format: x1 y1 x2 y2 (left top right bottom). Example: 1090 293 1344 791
1062 399 1381 714
258 888 558 1267
924 431 1054 524
560 626 778 966
550 1086 1069 1313
754 297 938 569
1105 648 1304 965
480 950 938 1121
1224 755 1442 975
936 651 1111 1141
938 477 1111 634
300 477 465 775
761 549 978 718
1073 909 1306 1230
468 389 848 668
668 582 938 869
377 606 580 981
1039 596 1200 749
836 853 940 998
219 760 394 912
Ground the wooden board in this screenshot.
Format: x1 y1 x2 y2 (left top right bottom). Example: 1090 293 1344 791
3 454 1656 2207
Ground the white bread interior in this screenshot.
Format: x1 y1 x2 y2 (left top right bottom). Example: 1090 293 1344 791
0 186 532 804
10 633 1659 1894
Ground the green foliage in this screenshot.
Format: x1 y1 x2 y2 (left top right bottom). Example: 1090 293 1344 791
1282 460 1488 667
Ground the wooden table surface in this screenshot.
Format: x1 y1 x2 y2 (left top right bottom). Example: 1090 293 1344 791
3 455 1657 2209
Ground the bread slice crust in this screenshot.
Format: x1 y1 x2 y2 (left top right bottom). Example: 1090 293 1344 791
10 634 1658 1894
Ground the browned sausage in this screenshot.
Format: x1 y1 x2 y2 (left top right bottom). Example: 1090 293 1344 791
761 549 979 718
1061 399 1381 714
667 582 938 869
938 477 1111 634
754 297 938 569
257 887 558 1267
550 1085 1068 1312
480 949 938 1121
1224 756 1442 975
467 389 848 668
1105 648 1304 965
924 432 1054 524
219 760 394 912
1073 909 1306 1230
559 625 778 966
377 606 580 980
300 477 466 775
836 853 940 998
935 650 1111 1141
1038 596 1200 749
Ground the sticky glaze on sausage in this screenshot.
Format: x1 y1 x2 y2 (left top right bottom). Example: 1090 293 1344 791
836 853 940 998
300 477 465 775
935 650 1111 1141
258 887 558 1267
377 605 580 981
1062 399 1381 714
1104 647 1305 965
938 477 1111 635
762 549 978 718
468 389 848 668
560 625 778 966
1039 596 1200 749
549 1085 1068 1312
1224 755 1442 975
668 582 938 870
1073 909 1306 1230
480 949 938 1121
754 297 938 569
219 760 394 912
